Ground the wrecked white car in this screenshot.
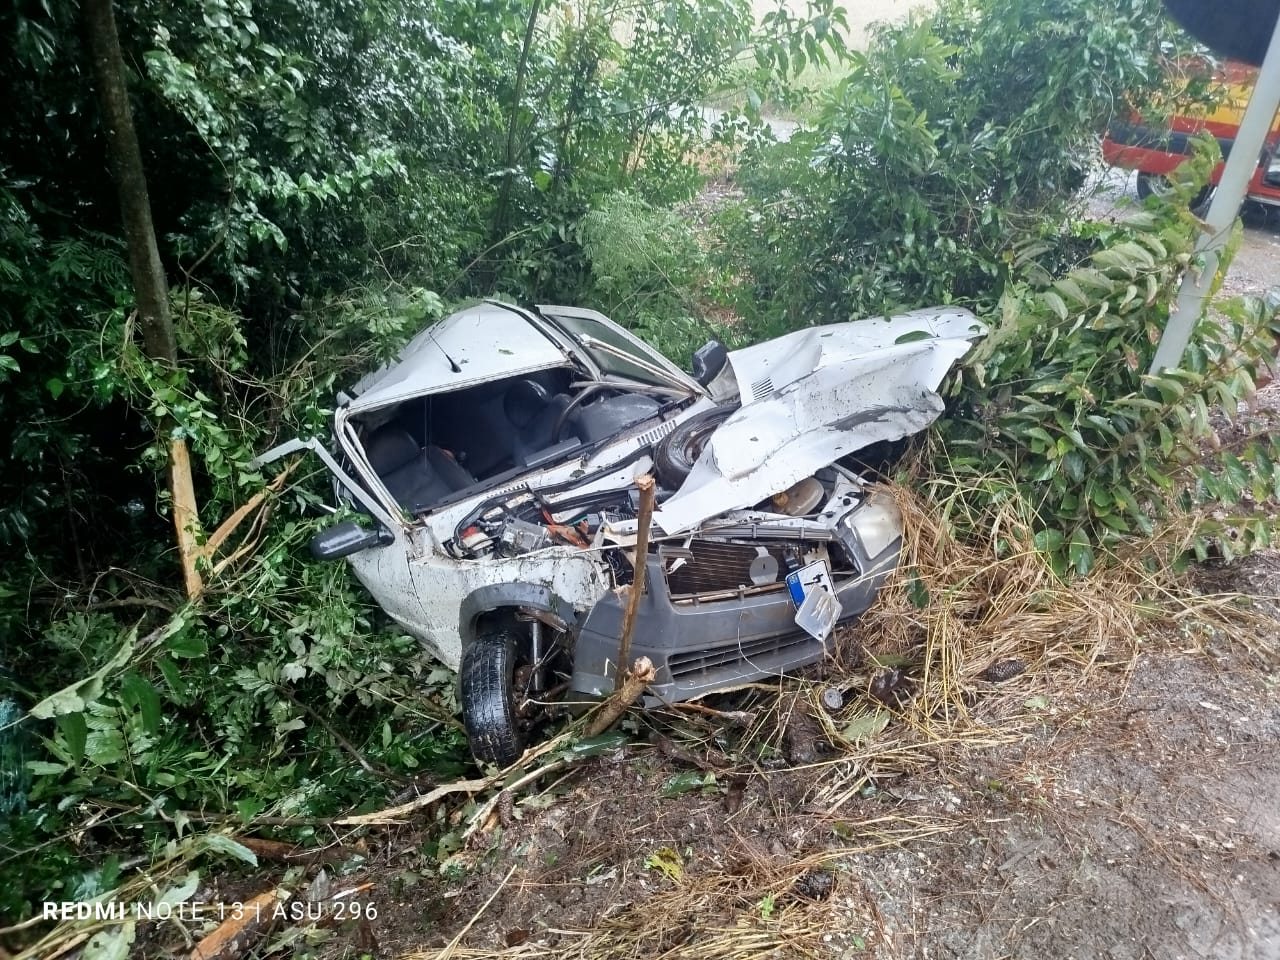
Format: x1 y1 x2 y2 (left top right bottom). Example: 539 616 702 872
254 301 984 765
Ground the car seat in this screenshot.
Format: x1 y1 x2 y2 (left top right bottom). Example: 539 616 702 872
504 379 575 466
362 427 475 513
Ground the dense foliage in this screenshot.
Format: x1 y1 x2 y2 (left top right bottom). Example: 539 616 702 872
0 0 840 927
933 157 1280 576
717 0 1280 575
723 0 1180 324
2 0 1276 943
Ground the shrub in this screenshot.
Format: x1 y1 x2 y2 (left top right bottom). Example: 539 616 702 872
930 156 1280 576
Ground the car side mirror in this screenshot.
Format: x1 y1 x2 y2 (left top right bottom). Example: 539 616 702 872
692 340 728 387
310 521 394 561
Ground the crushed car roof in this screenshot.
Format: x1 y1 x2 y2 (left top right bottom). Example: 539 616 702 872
347 301 572 413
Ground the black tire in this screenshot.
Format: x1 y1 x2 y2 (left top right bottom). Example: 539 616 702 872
460 628 524 767
653 405 738 488
1136 171 1211 211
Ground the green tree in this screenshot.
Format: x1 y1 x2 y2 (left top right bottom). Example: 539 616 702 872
724 0 1179 325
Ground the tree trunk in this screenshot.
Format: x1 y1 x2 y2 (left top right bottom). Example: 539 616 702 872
82 0 203 599
490 0 544 250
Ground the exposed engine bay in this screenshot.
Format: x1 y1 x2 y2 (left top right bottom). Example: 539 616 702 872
448 464 869 605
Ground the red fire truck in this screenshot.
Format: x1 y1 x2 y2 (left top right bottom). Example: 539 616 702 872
1102 60 1280 208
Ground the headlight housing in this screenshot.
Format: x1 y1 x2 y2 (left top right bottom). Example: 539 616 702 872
841 489 903 560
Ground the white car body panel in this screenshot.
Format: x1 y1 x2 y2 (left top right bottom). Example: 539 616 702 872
655 308 985 533
348 301 574 414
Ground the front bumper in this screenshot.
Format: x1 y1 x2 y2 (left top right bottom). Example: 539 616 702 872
569 541 898 703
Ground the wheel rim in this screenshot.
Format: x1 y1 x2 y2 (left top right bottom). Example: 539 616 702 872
1144 174 1176 199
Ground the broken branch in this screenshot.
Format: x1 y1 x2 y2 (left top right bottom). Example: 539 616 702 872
169 438 204 600
461 757 573 840
335 777 496 826
585 656 656 738
199 459 297 561
616 473 656 675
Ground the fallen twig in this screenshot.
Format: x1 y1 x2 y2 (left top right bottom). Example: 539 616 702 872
461 757 573 840
661 701 759 727
335 777 496 826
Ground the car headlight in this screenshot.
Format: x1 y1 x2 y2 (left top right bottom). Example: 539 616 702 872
841 489 903 559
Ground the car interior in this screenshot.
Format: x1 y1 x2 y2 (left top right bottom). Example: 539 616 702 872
354 368 669 515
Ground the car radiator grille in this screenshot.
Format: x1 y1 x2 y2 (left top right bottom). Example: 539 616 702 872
664 540 790 597
667 633 817 680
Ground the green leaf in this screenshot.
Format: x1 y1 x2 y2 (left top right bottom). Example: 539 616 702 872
1062 451 1085 483
121 672 162 735
1098 512 1130 533
1033 528 1065 554
1222 453 1251 492
26 760 69 776
155 656 184 700
165 630 207 660
58 711 88 765
235 796 266 822
560 731 629 760
1042 291 1068 320
1068 532 1094 576
1053 277 1088 305
1024 426 1056 449
840 709 890 743
895 329 933 344
153 871 199 909
29 630 136 719
202 833 259 866
661 770 716 798
82 922 136 960
906 575 929 609
644 846 684 882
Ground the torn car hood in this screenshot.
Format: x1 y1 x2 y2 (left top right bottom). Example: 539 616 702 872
655 308 985 533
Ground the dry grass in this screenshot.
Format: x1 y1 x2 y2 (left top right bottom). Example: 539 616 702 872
400 478 1278 960
405 841 934 960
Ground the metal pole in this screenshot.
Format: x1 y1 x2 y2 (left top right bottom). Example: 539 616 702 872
1150 14 1280 374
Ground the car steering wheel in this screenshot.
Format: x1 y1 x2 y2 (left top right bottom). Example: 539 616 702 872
551 383 624 443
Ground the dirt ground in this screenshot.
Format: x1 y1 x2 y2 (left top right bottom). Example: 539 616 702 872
244 591 1280 960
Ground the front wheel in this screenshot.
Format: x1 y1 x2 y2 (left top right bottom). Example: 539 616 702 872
460 628 524 767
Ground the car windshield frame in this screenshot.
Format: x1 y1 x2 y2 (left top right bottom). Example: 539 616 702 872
535 305 705 396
